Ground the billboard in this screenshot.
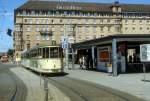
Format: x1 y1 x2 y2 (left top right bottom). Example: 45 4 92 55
140 44 150 62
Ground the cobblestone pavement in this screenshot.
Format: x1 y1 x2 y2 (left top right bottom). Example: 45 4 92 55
10 67 70 101
65 64 150 101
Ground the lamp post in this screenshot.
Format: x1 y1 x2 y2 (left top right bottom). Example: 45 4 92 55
62 14 69 69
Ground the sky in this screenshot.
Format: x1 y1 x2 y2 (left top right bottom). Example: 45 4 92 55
1 0 150 52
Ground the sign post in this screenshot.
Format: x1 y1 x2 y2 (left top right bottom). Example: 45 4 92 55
61 37 69 69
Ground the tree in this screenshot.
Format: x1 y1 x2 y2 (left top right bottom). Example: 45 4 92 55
7 49 14 57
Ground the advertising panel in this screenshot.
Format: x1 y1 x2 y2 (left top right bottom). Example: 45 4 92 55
140 44 150 62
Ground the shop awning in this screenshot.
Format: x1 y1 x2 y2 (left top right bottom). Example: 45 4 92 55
72 34 150 49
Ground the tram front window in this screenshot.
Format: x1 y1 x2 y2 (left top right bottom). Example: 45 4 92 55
50 47 59 58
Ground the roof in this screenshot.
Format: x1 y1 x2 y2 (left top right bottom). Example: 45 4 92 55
72 34 150 49
15 1 150 12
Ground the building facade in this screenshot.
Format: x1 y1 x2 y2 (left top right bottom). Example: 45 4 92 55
14 1 150 57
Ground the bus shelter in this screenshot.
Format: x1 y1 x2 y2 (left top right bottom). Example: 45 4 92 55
72 34 150 76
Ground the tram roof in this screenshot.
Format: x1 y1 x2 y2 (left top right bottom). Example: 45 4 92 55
72 34 150 49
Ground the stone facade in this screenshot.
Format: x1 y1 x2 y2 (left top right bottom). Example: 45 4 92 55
14 1 150 57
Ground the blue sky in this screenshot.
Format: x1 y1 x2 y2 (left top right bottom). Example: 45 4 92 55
0 0 150 52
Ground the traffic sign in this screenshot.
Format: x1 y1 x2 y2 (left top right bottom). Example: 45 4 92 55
61 37 69 44
62 43 68 49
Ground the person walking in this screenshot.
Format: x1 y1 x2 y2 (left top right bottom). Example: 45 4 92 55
79 57 83 69
82 56 86 69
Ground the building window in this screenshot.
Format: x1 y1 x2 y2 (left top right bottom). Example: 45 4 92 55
31 11 35 15
85 26 89 33
46 19 49 24
42 25 45 31
42 19 45 24
125 27 128 31
132 20 135 23
115 26 120 32
35 11 39 16
125 19 128 23
115 19 120 24
132 27 135 30
93 19 96 24
26 26 31 31
78 26 82 33
36 34 40 40
72 11 75 16
48 11 51 15
15 25 20 31
140 27 142 30
56 11 59 15
79 12 83 16
85 19 89 24
93 26 96 33
147 27 149 30
100 19 103 23
26 35 30 39
41 35 49 40
36 19 39 24
64 11 67 15
108 26 111 32
107 19 110 23
100 26 104 32
51 19 54 23
52 35 55 40
46 26 49 32
23 11 26 15
94 13 98 16
27 44 30 50
24 19 27 23
36 26 40 32
29 19 32 24
139 20 142 23
60 19 62 23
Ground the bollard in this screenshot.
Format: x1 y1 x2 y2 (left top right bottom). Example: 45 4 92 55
40 73 42 86
142 63 146 82
44 78 48 101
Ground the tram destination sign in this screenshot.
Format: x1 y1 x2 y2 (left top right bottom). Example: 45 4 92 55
140 44 150 62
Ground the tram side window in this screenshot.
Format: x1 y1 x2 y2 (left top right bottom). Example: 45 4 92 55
59 47 63 58
42 48 46 58
50 47 59 58
38 48 42 58
46 48 49 58
42 48 49 58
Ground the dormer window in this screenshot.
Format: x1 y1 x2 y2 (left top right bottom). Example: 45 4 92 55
23 10 26 15
111 1 121 13
31 11 35 15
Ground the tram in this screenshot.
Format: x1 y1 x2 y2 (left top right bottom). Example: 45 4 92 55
21 45 64 73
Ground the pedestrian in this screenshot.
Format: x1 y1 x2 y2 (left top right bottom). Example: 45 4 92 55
79 57 83 69
82 56 86 69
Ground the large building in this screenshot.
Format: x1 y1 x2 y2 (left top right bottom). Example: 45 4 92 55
14 0 150 57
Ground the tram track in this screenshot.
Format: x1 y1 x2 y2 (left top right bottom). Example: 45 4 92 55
47 76 88 101
47 76 144 101
0 63 27 101
9 71 27 101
